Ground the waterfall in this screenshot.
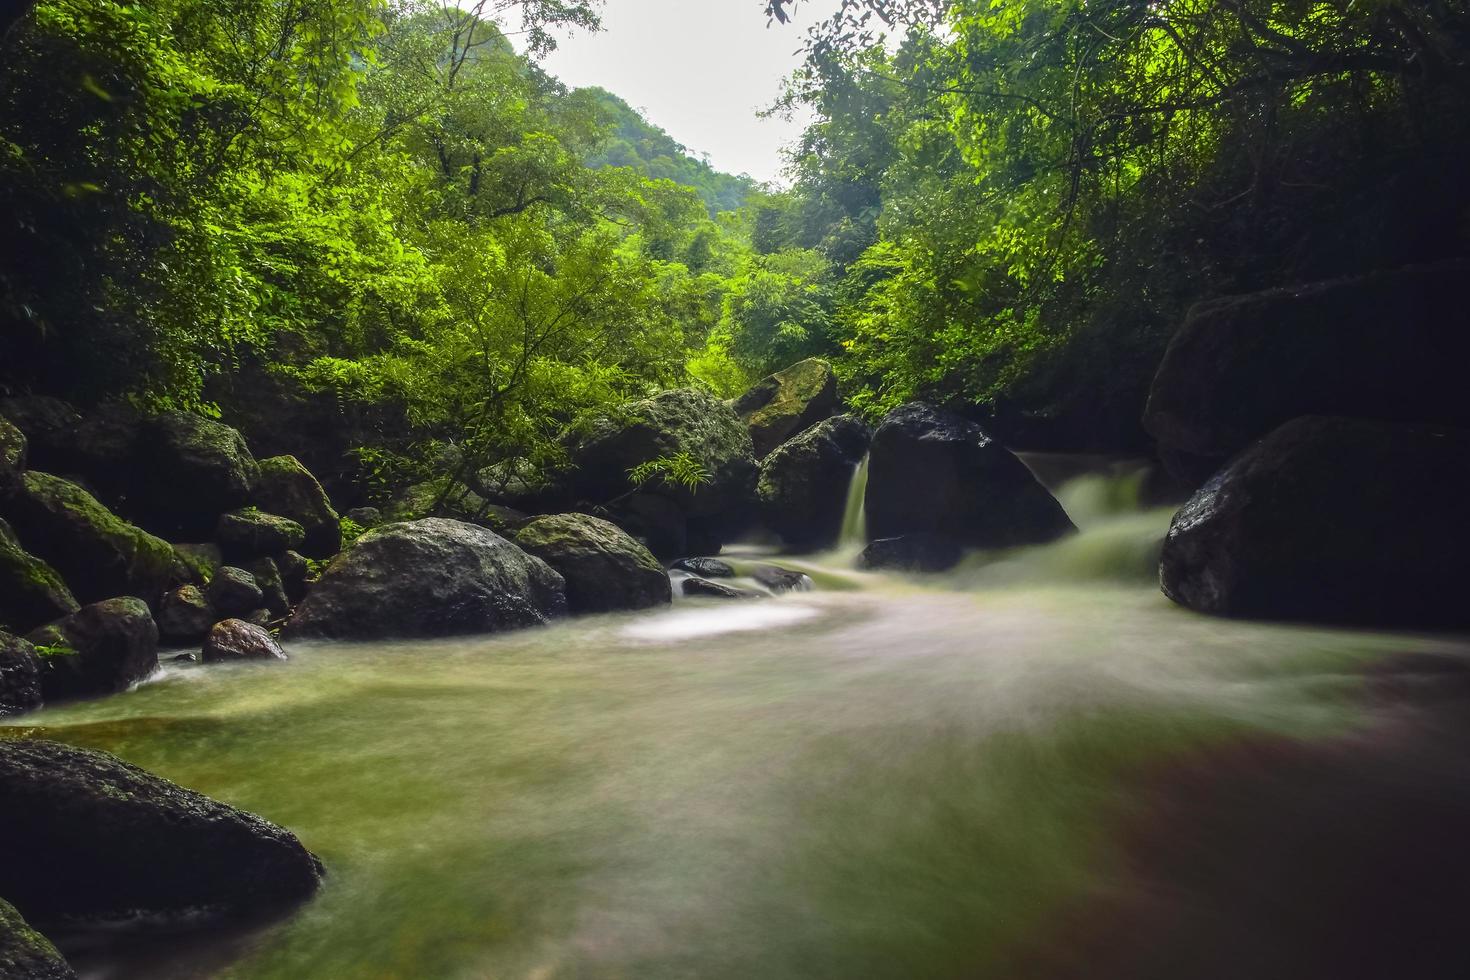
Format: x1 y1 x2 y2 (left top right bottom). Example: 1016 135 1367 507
838 453 870 548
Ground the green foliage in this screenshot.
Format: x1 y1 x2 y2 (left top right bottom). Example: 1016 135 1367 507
339 516 368 548
627 453 711 492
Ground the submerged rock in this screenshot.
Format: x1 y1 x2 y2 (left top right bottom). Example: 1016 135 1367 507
857 534 964 573
0 517 78 635
514 513 671 613
207 566 263 618
0 738 323 924
216 508 305 562
732 358 839 459
202 619 287 662
156 585 216 644
0 897 75 980
284 518 566 639
2 472 182 607
669 557 735 578
1160 416 1470 627
865 403 1074 549
750 564 812 594
680 577 762 600
251 455 341 559
0 631 44 717
757 415 871 550
25 597 158 701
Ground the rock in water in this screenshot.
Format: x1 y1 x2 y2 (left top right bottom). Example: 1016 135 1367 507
203 619 287 662
864 403 1074 549
25 598 158 701
0 517 78 635
750 564 812 594
284 518 566 639
669 557 735 578
680 577 762 599
1 472 182 607
757 415 871 550
0 738 323 924
251 455 341 558
1144 259 1470 481
1160 416 1470 627
0 897 75 980
156 585 216 644
857 534 964 573
0 631 43 717
732 358 839 459
515 514 671 613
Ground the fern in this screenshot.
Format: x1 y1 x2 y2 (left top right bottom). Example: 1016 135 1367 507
627 452 711 492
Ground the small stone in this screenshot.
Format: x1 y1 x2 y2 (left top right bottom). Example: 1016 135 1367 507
202 619 287 662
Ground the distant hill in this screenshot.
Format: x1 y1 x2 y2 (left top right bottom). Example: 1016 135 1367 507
580 87 756 214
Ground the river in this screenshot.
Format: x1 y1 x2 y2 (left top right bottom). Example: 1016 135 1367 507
11 462 1470 979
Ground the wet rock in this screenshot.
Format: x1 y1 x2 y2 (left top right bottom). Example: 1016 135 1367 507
206 566 263 618
202 619 287 662
25 597 158 701
750 564 812 594
865 403 1074 549
0 738 323 924
670 557 735 578
216 508 305 562
0 517 78 635
732 358 840 459
0 897 75 980
857 534 964 573
1 473 181 607
172 542 224 585
680 577 762 599
0 631 44 717
252 455 341 559
156 585 216 644
276 550 310 604
1160 416 1470 627
515 513 671 613
757 415 871 550
284 518 566 640
245 557 290 617
168 652 199 664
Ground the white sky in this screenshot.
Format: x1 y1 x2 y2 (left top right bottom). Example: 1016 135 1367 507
531 0 837 185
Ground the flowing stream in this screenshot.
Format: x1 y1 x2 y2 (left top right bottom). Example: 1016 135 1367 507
10 462 1470 979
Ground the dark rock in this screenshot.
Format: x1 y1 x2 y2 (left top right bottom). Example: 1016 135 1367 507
0 738 323 923
732 358 840 459
284 518 566 640
1 472 182 607
156 585 216 644
0 517 78 635
388 480 531 536
0 397 81 471
750 564 813 594
0 631 43 717
857 534 964 572
216 508 305 562
242 608 274 627
514 514 671 613
1160 416 1470 627
246 557 290 616
865 403 1075 549
172 542 224 585
680 577 762 599
606 492 687 559
344 506 382 529
474 459 571 512
25 597 158 701
252 455 340 559
168 652 199 664
0 897 75 980
670 557 735 578
131 412 260 538
207 566 263 618
202 619 287 662
1144 260 1470 480
276 550 310 604
0 413 24 497
757 415 871 550
568 389 758 557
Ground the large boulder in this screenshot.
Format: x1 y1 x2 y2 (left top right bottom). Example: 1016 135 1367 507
130 412 260 537
25 597 158 701
1160 416 1470 627
864 403 1075 549
252 455 341 558
515 514 671 613
568 389 758 556
0 738 323 924
0 632 44 717
1144 260 1470 481
0 897 74 980
732 358 840 459
1 472 182 607
284 518 566 640
0 518 78 635
757 415 871 550
202 619 287 662
216 507 305 562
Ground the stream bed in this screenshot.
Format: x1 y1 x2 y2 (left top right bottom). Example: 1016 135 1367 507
11 468 1470 979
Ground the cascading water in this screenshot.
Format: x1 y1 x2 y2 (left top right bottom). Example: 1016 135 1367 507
837 452 870 549
18 459 1470 980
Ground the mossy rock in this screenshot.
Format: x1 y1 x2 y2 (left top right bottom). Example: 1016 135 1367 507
0 897 74 980
25 597 158 702
156 585 216 644
732 358 839 459
0 517 78 635
252 455 340 558
757 415 871 550
216 507 305 562
0 414 25 497
173 542 224 585
131 412 260 538
515 513 671 613
1 472 183 607
0 631 44 718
